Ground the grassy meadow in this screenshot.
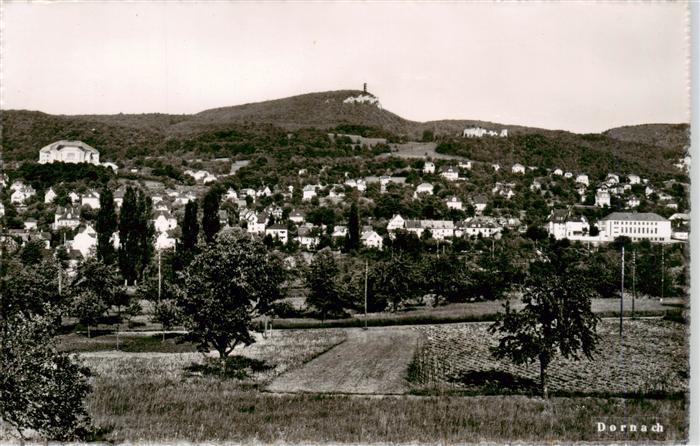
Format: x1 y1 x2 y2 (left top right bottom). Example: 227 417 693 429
56 319 687 443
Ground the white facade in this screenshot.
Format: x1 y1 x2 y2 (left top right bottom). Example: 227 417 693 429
361 231 383 250
153 211 177 233
302 185 317 201
45 188 57 204
440 167 459 181
595 188 611 207
71 225 97 258
511 164 526 174
387 214 406 231
445 196 463 210
39 141 100 165
575 174 589 186
81 191 101 209
423 161 435 174
599 212 671 242
266 225 289 244
414 183 434 196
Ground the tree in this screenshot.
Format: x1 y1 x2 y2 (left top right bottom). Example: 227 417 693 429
177 231 285 365
71 257 127 336
305 249 350 320
489 269 600 397
135 189 155 276
178 200 199 267
118 186 153 284
202 188 221 243
118 187 139 284
1 311 93 442
369 256 422 311
0 259 66 319
346 200 360 251
20 239 45 265
95 187 117 264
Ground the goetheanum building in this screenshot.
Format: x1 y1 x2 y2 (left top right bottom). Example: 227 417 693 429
38 140 100 165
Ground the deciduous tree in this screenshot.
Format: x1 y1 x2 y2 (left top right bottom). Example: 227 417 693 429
489 269 600 398
177 231 284 365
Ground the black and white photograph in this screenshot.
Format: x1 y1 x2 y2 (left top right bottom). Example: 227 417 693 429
0 1 695 444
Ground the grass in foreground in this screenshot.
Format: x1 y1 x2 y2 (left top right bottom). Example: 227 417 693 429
88 378 687 443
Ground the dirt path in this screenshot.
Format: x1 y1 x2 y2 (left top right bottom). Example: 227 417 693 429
266 326 419 395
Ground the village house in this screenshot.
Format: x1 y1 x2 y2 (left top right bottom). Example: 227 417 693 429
405 219 454 240
302 185 318 201
627 197 641 208
39 140 100 165
414 183 434 198
458 160 473 170
224 188 238 201
492 182 515 199
332 225 348 239
553 168 563 176
295 226 319 250
492 164 500 172
445 196 463 210
564 172 573 179
0 203 4 217
511 163 526 174
247 213 267 235
289 209 306 224
54 206 81 230
606 173 620 186
547 209 590 240
423 161 436 174
11 186 36 205
530 180 542 192
387 214 406 231
68 191 81 204
113 187 126 208
628 174 641 185
462 217 502 238
71 225 98 258
361 230 383 250
266 224 289 244
156 232 177 251
153 210 177 233
595 187 611 208
81 190 101 209
23 218 38 231
472 195 488 214
598 212 671 243
575 174 589 186
440 166 459 181
184 169 217 184
44 187 57 204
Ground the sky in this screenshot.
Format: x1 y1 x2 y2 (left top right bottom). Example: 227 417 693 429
0 1 690 133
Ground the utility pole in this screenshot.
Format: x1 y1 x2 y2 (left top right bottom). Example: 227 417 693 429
363 259 368 330
661 245 665 300
157 249 162 300
632 250 636 318
620 246 624 337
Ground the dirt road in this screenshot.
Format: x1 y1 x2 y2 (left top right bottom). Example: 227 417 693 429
266 326 419 395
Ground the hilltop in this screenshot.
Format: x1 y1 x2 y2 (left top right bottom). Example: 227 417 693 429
0 89 690 179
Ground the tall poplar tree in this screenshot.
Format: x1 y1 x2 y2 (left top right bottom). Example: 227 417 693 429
136 189 154 275
346 200 360 251
177 200 199 268
118 186 139 285
95 187 117 264
202 189 221 243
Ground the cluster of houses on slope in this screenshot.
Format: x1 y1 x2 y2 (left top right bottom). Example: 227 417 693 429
1 140 690 266
462 127 508 138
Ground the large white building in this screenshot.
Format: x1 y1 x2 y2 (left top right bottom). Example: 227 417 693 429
39 141 100 165
598 212 671 243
